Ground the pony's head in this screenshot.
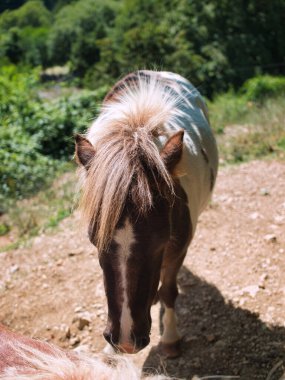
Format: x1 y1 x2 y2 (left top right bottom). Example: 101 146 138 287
75 74 185 353
75 130 184 354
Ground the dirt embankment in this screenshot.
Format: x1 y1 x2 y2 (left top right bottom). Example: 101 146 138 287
0 160 285 380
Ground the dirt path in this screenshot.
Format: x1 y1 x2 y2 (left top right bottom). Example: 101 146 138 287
0 160 284 380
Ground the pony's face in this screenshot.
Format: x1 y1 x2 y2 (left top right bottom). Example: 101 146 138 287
96 200 171 354
75 129 184 353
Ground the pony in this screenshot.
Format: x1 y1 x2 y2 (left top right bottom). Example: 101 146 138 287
0 324 169 379
75 71 218 357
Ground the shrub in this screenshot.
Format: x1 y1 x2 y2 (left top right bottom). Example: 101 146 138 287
0 65 104 203
0 124 56 206
242 75 285 102
0 0 51 30
0 1 51 66
47 0 117 73
27 90 101 159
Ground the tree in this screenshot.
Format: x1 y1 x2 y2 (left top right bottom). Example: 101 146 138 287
0 0 26 13
0 0 51 30
1 27 24 63
48 0 117 75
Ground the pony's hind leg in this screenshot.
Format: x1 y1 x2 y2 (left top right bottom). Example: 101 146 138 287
158 246 187 358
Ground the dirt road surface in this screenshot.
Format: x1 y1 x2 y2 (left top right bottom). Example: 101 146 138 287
1 160 285 379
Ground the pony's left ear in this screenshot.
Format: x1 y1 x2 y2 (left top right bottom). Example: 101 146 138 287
160 130 184 173
75 134 96 169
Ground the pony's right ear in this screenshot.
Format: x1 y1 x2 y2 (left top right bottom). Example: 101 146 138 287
75 134 96 169
160 130 184 174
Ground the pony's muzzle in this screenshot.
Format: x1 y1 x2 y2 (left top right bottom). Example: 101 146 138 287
117 336 150 354
135 335 150 350
117 342 137 354
103 330 150 353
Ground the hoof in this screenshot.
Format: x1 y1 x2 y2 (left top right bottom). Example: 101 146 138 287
158 340 181 359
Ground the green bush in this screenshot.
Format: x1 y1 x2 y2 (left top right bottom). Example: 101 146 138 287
47 0 117 73
0 1 51 65
210 75 285 135
26 90 101 158
20 26 51 66
242 75 285 102
0 65 103 204
0 123 56 206
0 0 51 30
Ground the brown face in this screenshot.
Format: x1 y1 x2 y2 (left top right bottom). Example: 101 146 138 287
93 199 171 354
75 128 185 354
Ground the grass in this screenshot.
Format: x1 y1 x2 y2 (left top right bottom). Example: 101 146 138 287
209 94 285 164
0 164 77 252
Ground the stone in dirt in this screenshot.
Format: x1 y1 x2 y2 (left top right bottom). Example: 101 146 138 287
73 311 92 330
264 234 277 243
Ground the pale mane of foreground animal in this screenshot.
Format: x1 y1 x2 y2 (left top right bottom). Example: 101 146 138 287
78 74 184 251
0 341 170 380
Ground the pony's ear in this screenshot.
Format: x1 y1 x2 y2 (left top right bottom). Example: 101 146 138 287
160 130 184 173
75 134 95 169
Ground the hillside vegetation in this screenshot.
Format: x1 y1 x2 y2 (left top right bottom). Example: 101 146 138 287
1 0 285 96
1 67 284 249
0 66 107 207
1 0 285 246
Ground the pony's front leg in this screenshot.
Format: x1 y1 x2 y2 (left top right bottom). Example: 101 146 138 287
158 250 187 358
161 306 180 344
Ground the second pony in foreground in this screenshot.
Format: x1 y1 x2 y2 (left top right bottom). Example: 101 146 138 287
75 71 218 357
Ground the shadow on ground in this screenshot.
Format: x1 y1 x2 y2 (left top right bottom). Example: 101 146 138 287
143 266 285 380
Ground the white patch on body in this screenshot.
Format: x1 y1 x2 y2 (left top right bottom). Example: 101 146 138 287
114 219 136 344
161 306 180 344
159 72 219 232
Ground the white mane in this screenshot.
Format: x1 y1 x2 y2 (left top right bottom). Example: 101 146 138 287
78 73 185 251
0 341 170 380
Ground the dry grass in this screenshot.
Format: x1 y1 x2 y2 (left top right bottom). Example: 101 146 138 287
0 168 77 252
209 94 285 164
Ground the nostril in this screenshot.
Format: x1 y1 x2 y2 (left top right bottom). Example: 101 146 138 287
138 336 150 349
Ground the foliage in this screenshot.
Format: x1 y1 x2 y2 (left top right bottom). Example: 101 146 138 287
241 75 285 102
1 0 285 96
20 26 51 66
1 65 284 246
0 123 56 204
0 0 51 65
22 91 100 158
0 1 26 13
87 0 285 96
0 0 51 30
0 223 10 236
0 65 102 205
47 0 117 74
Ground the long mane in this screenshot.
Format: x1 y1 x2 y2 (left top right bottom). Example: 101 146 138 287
79 72 181 251
0 340 170 379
